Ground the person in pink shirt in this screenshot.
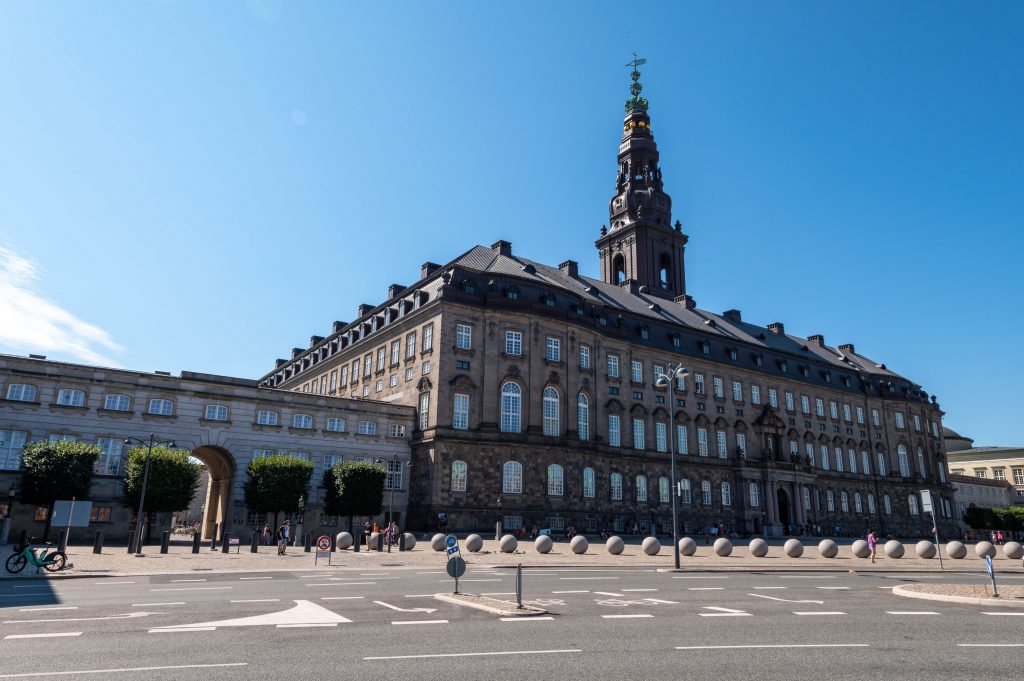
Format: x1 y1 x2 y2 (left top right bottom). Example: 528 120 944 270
867 529 877 564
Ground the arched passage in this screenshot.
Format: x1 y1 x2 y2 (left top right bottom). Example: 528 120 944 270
190 446 237 540
777 487 792 529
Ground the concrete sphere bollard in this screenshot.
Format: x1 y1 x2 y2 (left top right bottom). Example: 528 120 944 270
570 535 589 554
499 534 518 553
642 536 661 556
606 536 625 555
851 539 870 559
1003 541 1023 560
534 535 553 554
335 532 353 550
884 539 905 559
431 533 447 552
784 538 804 558
916 540 936 559
713 537 733 557
367 532 379 550
679 537 697 556
975 541 996 559
944 540 967 559
817 539 838 559
401 533 416 550
749 538 769 558
464 534 483 552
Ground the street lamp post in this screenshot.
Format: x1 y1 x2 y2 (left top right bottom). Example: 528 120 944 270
295 495 305 549
375 457 412 552
123 435 176 555
655 363 690 570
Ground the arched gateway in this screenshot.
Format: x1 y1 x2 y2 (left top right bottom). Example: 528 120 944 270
190 446 237 540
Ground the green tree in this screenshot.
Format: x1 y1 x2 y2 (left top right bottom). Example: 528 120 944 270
243 455 313 532
963 505 994 531
19 440 100 540
322 461 386 533
122 446 202 542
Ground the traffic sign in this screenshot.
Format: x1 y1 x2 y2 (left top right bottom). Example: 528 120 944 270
446 534 457 548
446 556 467 579
316 535 331 551
920 489 934 514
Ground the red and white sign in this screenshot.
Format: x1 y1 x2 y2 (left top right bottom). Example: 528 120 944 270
316 535 331 551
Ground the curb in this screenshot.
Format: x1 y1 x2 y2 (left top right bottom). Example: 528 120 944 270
433 592 548 617
892 585 1024 608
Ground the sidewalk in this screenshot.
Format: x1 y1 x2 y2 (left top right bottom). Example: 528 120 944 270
3 537 1021 579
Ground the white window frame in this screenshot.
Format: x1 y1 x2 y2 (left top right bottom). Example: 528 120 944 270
542 387 560 436
293 413 313 429
608 415 621 447
6 384 37 402
545 337 561 362
57 389 85 407
150 399 175 417
547 464 564 496
607 354 620 378
500 382 522 433
505 331 522 356
453 393 469 430
104 394 131 411
326 417 346 432
632 418 645 450
577 393 590 441
451 460 468 492
456 324 472 350
503 461 523 494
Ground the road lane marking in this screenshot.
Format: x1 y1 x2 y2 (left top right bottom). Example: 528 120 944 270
360 574 390 577
687 587 724 591
793 611 847 616
753 587 787 590
231 599 280 603
403 594 437 598
700 607 750 617
150 587 232 592
322 597 365 601
149 627 217 633
18 607 77 612
391 620 449 625
0 663 246 677
816 587 850 590
417 572 445 575
676 644 869 650
365 649 581 661
3 613 159 624
375 601 437 613
170 579 206 583
149 599 351 630
4 632 82 639
602 614 653 619
132 602 183 607
621 589 658 592
239 577 274 581
499 617 554 622
277 623 338 628
643 598 679 605
750 593 823 604
983 612 1024 616
958 643 1024 647
552 590 589 594
593 592 625 597
886 611 939 615
307 582 374 586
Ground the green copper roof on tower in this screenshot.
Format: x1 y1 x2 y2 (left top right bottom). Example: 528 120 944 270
625 53 649 114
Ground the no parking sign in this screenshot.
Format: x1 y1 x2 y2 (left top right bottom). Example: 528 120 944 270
315 535 332 565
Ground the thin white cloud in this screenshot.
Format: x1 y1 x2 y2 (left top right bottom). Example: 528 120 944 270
0 245 122 366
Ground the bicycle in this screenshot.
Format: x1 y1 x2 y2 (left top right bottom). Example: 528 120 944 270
5 539 70 574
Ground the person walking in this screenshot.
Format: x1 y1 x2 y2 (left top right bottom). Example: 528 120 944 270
867 529 877 564
260 525 271 546
276 520 290 555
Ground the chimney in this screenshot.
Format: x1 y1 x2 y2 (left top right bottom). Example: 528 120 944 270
357 303 374 317
838 343 855 354
154 371 171 376
332 320 347 334
309 335 324 348
768 322 785 335
420 262 441 279
722 309 742 323
388 283 406 299
558 260 579 277
275 358 287 368
28 354 47 360
491 240 512 256
808 334 825 347
291 347 303 359
676 294 697 310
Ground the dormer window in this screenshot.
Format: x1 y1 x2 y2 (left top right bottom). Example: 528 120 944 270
800 366 810 377
822 371 832 383
778 360 788 373
726 347 738 361
752 353 763 367
542 294 556 307
670 334 681 348
699 341 710 355
505 287 519 301
462 279 477 294
639 326 650 340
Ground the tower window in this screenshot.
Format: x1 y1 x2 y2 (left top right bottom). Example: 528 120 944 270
612 254 625 284
658 253 671 288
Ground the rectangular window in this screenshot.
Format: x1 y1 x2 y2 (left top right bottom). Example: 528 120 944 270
418 393 430 430
842 403 851 422
205 405 228 421
406 332 417 359
453 393 469 430
5 384 37 402
0 430 27 470
913 414 921 431
505 331 522 355
363 353 373 377
358 420 376 435
252 448 275 459
405 367 414 381
376 347 386 372
48 434 78 443
390 340 401 365
677 425 688 454
579 345 591 369
815 399 825 417
631 360 643 383
829 401 838 419
422 324 434 351
326 418 346 432
751 385 761 405
806 442 815 467
856 406 864 424
149 399 174 416
56 389 85 407
785 391 794 411
611 474 623 501
716 431 727 458
375 380 383 392
390 374 398 387
632 418 645 450
994 469 1005 481
835 447 844 472
694 374 706 395
653 364 665 384
849 449 857 473
293 414 313 429
697 428 708 457
932 421 939 437
820 445 830 471
95 437 123 476
330 370 338 392
89 506 112 523
456 324 472 350
895 412 905 429
608 415 621 447
737 432 746 457
872 409 880 427
732 381 743 401
607 354 619 377
104 394 131 411
386 459 403 490
352 359 360 381
388 424 406 437
1012 468 1024 485
800 395 810 414
713 377 724 398
655 422 667 452
546 337 561 362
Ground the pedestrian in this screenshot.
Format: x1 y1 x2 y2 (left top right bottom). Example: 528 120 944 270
867 529 877 564
996 530 1004 545
261 525 271 546
276 520 290 555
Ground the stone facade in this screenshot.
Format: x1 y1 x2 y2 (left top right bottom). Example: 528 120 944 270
0 354 414 542
944 428 1024 505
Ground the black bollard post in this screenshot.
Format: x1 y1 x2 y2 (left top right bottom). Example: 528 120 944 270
210 523 219 551
330 533 337 552
58 528 69 553
353 531 360 552
251 530 259 553
221 533 230 554
399 532 406 552
304 532 312 553
18 529 28 551
127 533 136 554
376 532 383 552
160 531 170 554
192 531 201 554
93 531 103 555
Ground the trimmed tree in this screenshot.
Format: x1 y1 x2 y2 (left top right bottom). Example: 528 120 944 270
963 505 994 532
322 460 386 534
243 455 313 533
19 440 100 540
122 446 203 542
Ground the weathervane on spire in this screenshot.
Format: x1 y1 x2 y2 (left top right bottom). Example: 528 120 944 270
625 53 649 114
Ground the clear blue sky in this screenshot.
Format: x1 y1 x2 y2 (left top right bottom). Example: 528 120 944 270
0 2 1020 445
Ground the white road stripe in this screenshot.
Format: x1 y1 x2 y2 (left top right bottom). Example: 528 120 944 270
688 587 724 591
307 582 374 586
150 587 232 592
391 620 449 625
958 643 1024 647
18 607 77 612
276 623 337 628
552 590 589 594
817 587 850 590
983 612 1024 616
499 617 554 622
149 627 216 633
239 577 274 581
677 644 869 650
403 594 437 598
793 611 847 616
621 589 658 592
602 614 653 619
365 649 581 661
0 662 246 678
593 592 624 597
672 576 728 579
170 579 206 583
699 613 751 617
322 597 365 601
753 587 787 590
131 602 184 607
4 632 82 640
886 611 939 615
231 599 280 603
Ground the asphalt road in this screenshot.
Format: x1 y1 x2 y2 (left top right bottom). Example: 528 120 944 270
1 565 1022 680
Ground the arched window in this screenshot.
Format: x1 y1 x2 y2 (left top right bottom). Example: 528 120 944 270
500 382 522 433
908 494 919 515
577 393 590 441
450 460 467 492
658 476 670 504
635 475 648 502
854 492 863 513
877 451 887 477
749 482 760 507
613 254 625 284
840 491 849 513
502 461 522 494
721 482 732 506
916 447 927 479
658 253 671 289
582 467 595 498
610 473 623 501
883 494 892 515
897 445 910 477
547 464 564 496
542 387 559 436
701 480 712 505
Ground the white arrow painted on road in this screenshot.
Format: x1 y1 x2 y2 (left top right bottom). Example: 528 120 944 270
748 593 824 605
3 612 161 624
373 601 437 614
699 606 751 617
150 600 351 632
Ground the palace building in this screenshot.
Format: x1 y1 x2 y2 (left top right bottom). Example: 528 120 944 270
261 67 959 538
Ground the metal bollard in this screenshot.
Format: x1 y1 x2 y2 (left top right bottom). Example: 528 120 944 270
251 530 259 553
210 523 219 551
192 531 201 554
58 528 69 553
304 532 312 553
495 521 502 542
160 531 170 554
221 534 230 554
377 533 383 552
353 532 360 552
93 531 103 554
330 534 337 552
399 533 406 552
128 533 137 554
516 563 523 608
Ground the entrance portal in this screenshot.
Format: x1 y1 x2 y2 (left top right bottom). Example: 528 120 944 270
190 446 237 541
777 488 792 531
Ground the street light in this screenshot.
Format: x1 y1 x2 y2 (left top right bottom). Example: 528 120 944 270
123 435 175 555
375 457 412 552
654 363 690 570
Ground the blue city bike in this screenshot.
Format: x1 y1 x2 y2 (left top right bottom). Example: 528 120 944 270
5 539 69 573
